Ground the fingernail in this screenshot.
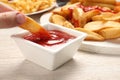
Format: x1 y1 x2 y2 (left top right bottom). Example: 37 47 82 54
16 13 26 24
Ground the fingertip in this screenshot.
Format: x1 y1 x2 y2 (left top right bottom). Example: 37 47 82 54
16 13 26 25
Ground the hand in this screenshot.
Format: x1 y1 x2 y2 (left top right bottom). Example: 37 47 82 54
0 2 26 28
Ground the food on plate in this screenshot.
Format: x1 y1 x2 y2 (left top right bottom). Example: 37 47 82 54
0 0 55 14
20 17 50 39
49 1 120 41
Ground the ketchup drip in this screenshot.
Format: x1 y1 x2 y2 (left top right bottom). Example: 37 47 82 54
23 30 76 46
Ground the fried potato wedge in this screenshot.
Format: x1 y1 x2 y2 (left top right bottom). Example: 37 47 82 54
84 21 120 32
60 3 80 17
63 21 74 29
114 6 120 12
72 7 84 20
75 28 104 41
92 12 114 21
83 10 101 22
50 14 74 28
103 12 120 21
19 17 50 38
98 27 120 39
49 14 66 25
84 21 105 32
72 7 85 27
104 21 120 28
52 7 69 18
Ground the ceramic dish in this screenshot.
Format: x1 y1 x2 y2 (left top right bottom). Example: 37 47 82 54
11 23 86 70
40 13 120 55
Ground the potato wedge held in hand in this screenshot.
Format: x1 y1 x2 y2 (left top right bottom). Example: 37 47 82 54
19 17 50 39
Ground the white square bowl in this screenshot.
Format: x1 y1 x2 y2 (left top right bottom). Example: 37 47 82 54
11 23 86 70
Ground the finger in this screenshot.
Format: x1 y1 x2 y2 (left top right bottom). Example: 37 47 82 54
0 2 14 12
0 11 26 28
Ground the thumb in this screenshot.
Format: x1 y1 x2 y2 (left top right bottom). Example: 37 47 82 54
0 11 26 28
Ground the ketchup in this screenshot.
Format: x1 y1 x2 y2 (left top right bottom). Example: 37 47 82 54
77 4 114 13
66 4 115 28
23 30 76 46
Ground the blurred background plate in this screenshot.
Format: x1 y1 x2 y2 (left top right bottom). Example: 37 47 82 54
26 0 70 16
26 3 56 16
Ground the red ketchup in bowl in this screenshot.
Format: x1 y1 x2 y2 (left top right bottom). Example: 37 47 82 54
23 30 76 47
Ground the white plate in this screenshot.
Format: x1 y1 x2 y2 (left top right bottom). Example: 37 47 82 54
40 13 120 55
26 3 56 16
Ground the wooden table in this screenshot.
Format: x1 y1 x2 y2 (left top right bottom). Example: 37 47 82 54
0 14 120 80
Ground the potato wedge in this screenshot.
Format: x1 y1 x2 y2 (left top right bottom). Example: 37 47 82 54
83 10 101 22
114 6 120 12
61 3 80 17
98 27 120 39
84 21 120 32
19 17 50 39
92 12 114 21
63 21 74 29
50 14 74 28
103 21 120 28
75 28 104 41
84 21 105 32
49 14 66 26
103 12 120 21
72 7 85 27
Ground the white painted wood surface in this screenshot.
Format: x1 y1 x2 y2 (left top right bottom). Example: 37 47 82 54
0 14 120 80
